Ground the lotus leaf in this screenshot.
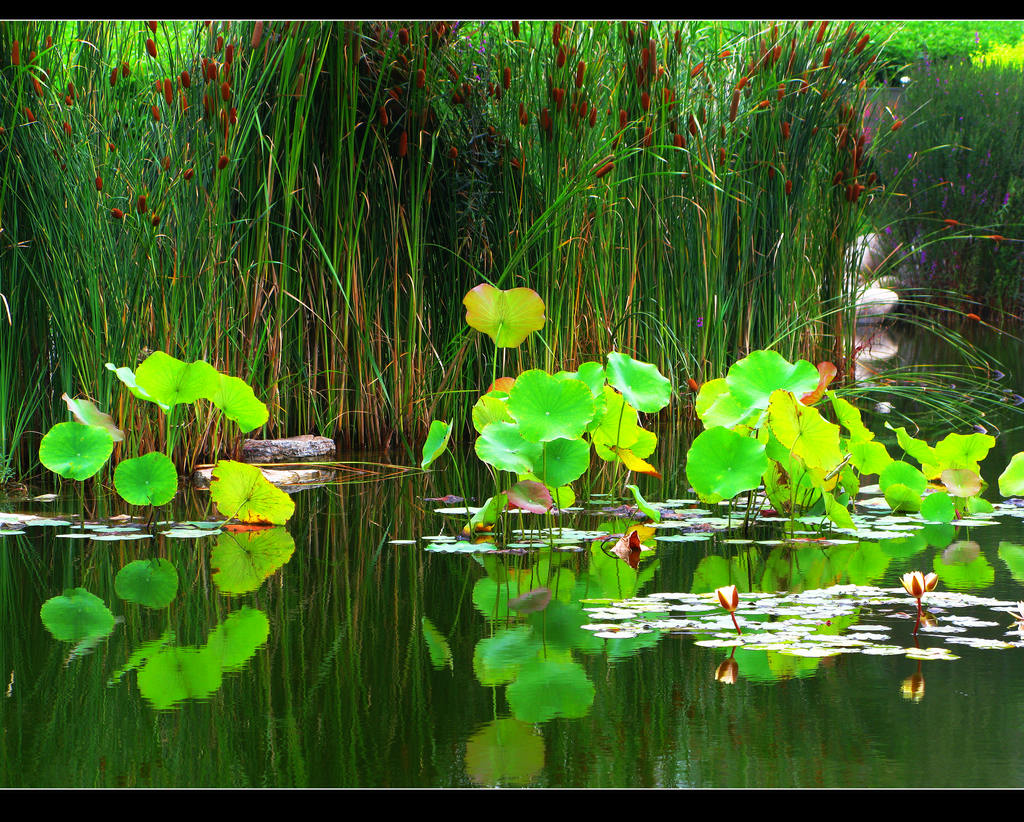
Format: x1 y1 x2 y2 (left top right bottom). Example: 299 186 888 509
505 657 596 723
533 437 591 488
887 424 939 476
696 378 759 430
612 446 661 477
472 394 512 434
686 426 769 502
210 460 295 525
849 439 893 476
941 468 982 498
934 432 995 476
135 351 220 408
463 284 545 348
507 370 594 442
106 362 171 412
506 480 553 513
421 420 453 469
114 558 179 608
208 373 269 433
880 461 928 496
767 389 843 473
625 484 661 522
475 422 542 474
726 350 819 411
920 491 955 523
999 452 1024 497
39 422 114 480
114 451 178 506
40 588 116 642
884 483 922 514
473 626 537 686
62 393 124 442
828 391 874 443
603 351 671 414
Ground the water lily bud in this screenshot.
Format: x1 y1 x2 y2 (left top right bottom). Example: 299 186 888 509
716 585 739 612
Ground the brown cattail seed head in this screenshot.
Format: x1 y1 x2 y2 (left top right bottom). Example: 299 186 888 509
151 105 160 122
221 80 230 102
641 91 650 112
162 155 171 171
217 154 229 170
181 69 191 89
891 119 903 132
110 208 124 220
11 40 19 66
32 76 43 97
110 68 118 87
164 78 173 105
23 107 34 122
148 20 157 33
63 121 71 136
137 194 147 213
251 21 264 50
785 179 793 195
226 43 234 64
595 161 614 179
449 146 458 160
379 105 388 127
146 38 157 58
575 61 585 88
184 168 194 181
416 68 425 88
398 130 408 156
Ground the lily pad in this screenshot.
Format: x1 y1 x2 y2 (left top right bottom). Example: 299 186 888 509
604 351 672 413
208 373 269 433
210 527 296 595
114 558 179 608
40 588 116 642
210 460 295 525
507 370 594 442
62 393 124 442
135 351 220 408
686 426 769 502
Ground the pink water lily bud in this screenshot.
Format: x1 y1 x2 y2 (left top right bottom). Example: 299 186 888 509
716 585 739 612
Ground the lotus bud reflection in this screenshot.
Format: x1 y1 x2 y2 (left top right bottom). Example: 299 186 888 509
715 657 739 685
900 673 925 702
715 585 742 635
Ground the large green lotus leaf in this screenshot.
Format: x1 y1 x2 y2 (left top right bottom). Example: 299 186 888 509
473 625 537 686
535 437 591 488
686 426 768 501
39 422 113 481
604 352 671 413
472 394 511 434
561 362 605 397
886 424 939 476
137 647 223 710
62 393 124 442
822 490 855 529
625 484 661 523
114 451 178 506
999 452 1024 497
210 460 295 524
726 350 820 411
465 718 545 787
114 558 178 608
105 362 171 412
627 426 657 460
827 391 874 444
420 420 453 469
849 439 892 476
884 483 921 513
208 373 268 433
933 432 995 475
505 656 595 723
421 616 454 671
135 351 220 408
920 491 955 523
767 390 843 473
210 527 296 595
40 588 116 642
696 378 759 430
475 422 542 474
507 370 594 442
205 607 271 670
762 447 822 516
879 461 928 496
464 284 545 348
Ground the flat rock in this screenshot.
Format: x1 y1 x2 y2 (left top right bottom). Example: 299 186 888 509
241 435 335 463
191 466 335 493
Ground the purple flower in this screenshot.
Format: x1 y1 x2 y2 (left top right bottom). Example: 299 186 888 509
697 316 704 329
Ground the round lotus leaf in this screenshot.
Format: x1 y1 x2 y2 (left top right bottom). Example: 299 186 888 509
210 460 295 525
767 389 843 473
208 373 269 433
941 468 982 498
883 483 921 513
685 426 769 501
475 422 542 474
115 558 179 608
880 461 928 496
506 480 553 513
472 394 511 434
696 378 757 429
934 432 995 474
40 588 116 642
920 491 955 523
726 350 820 411
999 452 1024 497
463 284 545 348
137 647 223 709
205 606 271 670
534 437 591 488
39 422 113 481
135 351 220 408
505 657 595 723
114 451 178 506
605 351 671 413
106 362 171 411
507 370 595 442
420 419 453 469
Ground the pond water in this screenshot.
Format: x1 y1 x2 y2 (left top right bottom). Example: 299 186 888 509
3 323 1024 788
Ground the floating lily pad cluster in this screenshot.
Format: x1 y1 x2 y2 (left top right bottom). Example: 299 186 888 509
422 284 671 540
581 585 1024 661
38 351 292 525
